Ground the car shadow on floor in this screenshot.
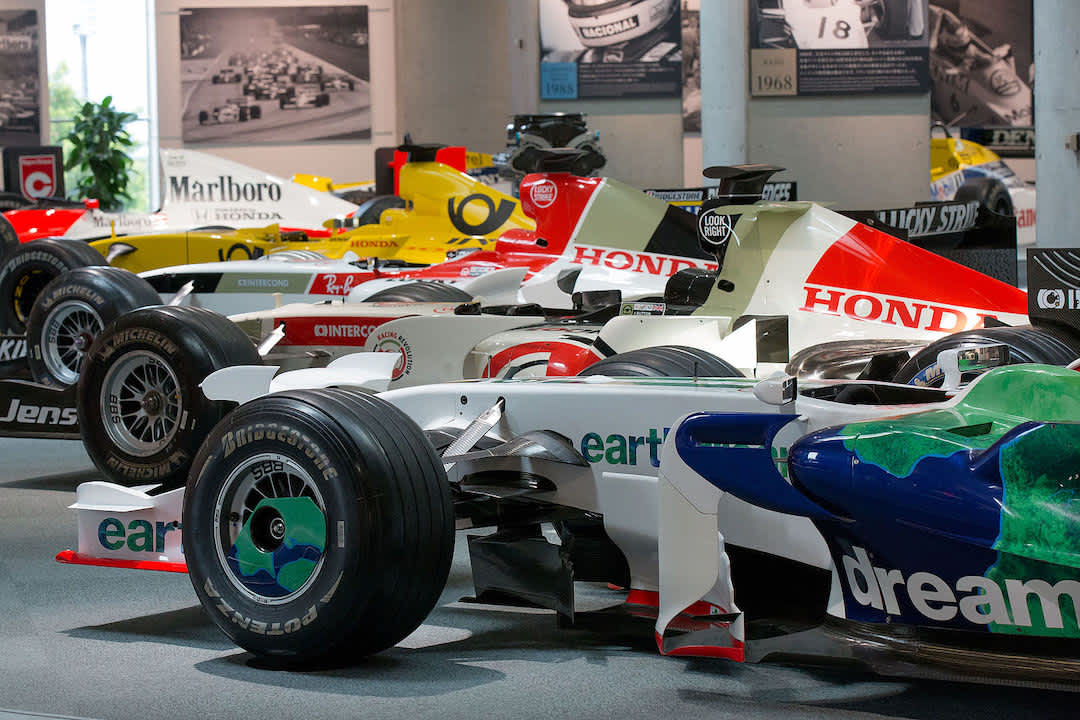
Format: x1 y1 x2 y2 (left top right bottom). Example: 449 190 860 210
63 605 233 651
2 468 104 492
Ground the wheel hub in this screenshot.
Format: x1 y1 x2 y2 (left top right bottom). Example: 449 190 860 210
100 350 182 457
141 390 163 416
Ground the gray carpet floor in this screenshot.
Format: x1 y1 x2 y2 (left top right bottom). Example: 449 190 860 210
0 437 1076 720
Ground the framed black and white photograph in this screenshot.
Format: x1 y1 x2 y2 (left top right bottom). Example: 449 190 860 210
179 5 370 144
749 0 930 96
540 0 682 100
929 1 1033 150
0 9 42 147
682 0 700 133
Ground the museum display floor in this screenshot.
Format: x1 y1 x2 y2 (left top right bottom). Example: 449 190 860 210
0 437 1075 720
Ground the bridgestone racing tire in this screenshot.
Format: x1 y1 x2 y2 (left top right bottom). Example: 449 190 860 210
184 389 454 665
362 281 473 303
577 345 743 378
956 177 1014 217
26 267 160 387
0 238 107 333
78 305 261 488
892 326 1080 386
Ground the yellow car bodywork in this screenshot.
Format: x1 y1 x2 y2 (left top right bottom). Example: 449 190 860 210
93 158 535 274
930 136 1002 182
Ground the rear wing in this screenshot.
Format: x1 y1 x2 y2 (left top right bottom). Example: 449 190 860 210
842 201 1018 286
1027 248 1080 340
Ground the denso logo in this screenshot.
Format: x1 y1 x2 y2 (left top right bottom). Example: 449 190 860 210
98 517 182 554
844 546 1080 631
0 399 77 426
581 428 669 467
573 246 716 276
801 285 996 333
168 175 282 203
313 323 378 339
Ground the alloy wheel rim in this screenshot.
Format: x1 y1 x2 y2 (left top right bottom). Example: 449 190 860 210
100 350 182 457
41 299 103 385
213 453 328 605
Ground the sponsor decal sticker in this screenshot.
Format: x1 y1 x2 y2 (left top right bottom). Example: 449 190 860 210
309 272 372 296
0 337 26 361
842 546 1080 633
0 399 78 426
278 317 389 346
167 175 282 203
372 330 413 380
572 246 717 275
98 517 182 554
698 210 740 250
800 284 1000 333
529 179 558 209
19 155 57 200
1037 288 1080 311
580 428 670 468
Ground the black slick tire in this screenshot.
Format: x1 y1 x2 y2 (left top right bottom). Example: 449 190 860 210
78 305 261 488
0 238 107 333
956 177 1014 217
26 267 160 387
0 213 18 258
184 389 454 665
577 345 742 377
892 326 1080 386
362 281 473 303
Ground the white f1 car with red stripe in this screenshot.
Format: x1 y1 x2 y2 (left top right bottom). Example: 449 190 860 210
29 163 1076 501
1 149 359 243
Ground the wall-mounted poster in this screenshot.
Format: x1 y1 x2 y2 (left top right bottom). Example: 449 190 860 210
0 9 42 147
928 1 1033 158
682 0 700 132
180 5 370 144
539 0 682 100
749 0 930 96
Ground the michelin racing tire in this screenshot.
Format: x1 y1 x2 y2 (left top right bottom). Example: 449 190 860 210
26 267 160 387
0 238 107 334
577 345 742 378
956 177 1014 217
184 389 454 665
892 325 1080 386
78 305 261 488
362 281 473 303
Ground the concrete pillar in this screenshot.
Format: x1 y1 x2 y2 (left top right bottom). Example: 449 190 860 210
1033 0 1080 247
699 1 748 172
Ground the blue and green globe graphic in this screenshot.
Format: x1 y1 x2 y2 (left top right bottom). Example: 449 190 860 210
226 497 327 598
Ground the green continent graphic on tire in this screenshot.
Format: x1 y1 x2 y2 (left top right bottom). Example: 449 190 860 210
228 497 327 598
987 422 1080 638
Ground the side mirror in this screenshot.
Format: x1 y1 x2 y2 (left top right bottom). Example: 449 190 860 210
753 373 796 407
664 268 716 307
937 344 1010 390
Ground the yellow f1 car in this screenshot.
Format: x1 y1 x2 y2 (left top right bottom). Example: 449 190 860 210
89 144 534 274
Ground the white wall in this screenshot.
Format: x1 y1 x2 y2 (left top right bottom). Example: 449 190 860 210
154 0 396 183
1034 0 1080 248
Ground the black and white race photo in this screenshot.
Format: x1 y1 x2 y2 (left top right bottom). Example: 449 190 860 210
681 0 700 133
752 0 929 50
0 9 42 146
179 5 370 144
928 0 1033 128
540 0 682 99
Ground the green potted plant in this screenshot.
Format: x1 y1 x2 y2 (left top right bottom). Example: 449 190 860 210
63 95 137 211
